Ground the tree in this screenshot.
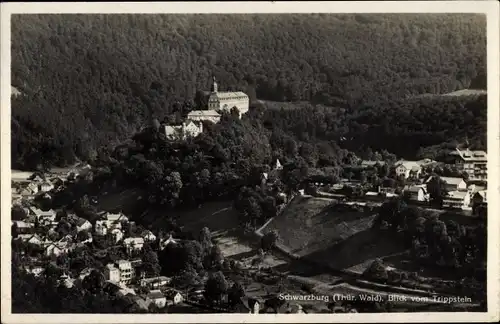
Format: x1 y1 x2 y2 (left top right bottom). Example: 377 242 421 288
426 175 448 207
204 245 224 270
228 282 245 308
198 227 213 251
11 206 28 221
141 244 161 277
82 269 105 294
203 271 229 305
261 230 280 252
363 258 388 281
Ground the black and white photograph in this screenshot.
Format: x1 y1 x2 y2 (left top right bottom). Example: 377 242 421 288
1 1 499 323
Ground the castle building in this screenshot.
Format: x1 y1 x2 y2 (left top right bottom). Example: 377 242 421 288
164 120 203 140
207 76 249 117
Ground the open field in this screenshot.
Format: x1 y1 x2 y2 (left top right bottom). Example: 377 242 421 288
11 170 32 182
262 196 406 273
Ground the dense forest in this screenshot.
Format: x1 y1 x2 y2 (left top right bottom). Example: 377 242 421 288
11 14 487 169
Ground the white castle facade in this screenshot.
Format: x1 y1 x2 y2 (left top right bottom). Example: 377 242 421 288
207 77 249 116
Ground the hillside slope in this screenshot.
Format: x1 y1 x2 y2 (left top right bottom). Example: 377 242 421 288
11 14 486 168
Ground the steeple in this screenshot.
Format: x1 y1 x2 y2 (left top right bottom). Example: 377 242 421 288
211 75 218 93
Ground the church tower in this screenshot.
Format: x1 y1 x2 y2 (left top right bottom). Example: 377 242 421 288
210 76 218 93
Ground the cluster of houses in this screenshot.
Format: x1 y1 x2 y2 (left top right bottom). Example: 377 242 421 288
163 76 249 141
303 147 488 214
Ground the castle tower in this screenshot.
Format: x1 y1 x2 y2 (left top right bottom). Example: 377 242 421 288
210 76 218 93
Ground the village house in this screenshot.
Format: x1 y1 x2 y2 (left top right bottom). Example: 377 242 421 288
45 242 72 257
165 290 184 306
27 182 39 195
79 268 95 281
104 263 122 283
94 220 108 236
17 233 44 246
164 120 203 141
439 177 467 192
206 76 250 117
28 207 56 221
235 297 261 314
187 110 221 124
394 161 422 179
146 290 167 308
159 234 180 250
68 215 92 232
442 191 471 209
139 276 172 290
471 190 487 213
274 159 283 171
25 265 45 277
39 181 54 192
105 211 129 224
123 237 145 254
12 220 35 233
141 230 157 242
448 147 487 181
105 260 135 285
403 185 429 202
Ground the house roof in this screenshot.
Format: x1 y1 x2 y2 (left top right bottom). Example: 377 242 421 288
474 190 487 202
141 276 170 284
445 191 469 200
147 290 165 300
123 237 144 245
452 148 487 162
238 296 260 311
395 160 421 170
440 177 465 186
210 91 248 100
187 110 221 117
405 185 425 193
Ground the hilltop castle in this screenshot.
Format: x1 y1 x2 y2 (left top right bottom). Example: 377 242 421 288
206 76 249 116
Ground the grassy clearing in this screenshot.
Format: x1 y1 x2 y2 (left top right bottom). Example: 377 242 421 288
262 196 405 273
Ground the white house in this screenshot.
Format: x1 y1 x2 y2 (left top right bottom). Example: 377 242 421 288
443 191 471 209
159 234 179 250
139 276 171 290
164 120 203 141
403 185 429 202
440 177 467 192
165 290 184 306
187 110 221 124
146 290 167 308
21 234 44 246
274 159 283 171
27 182 39 195
29 207 56 221
123 237 145 253
26 265 45 277
39 181 54 192
449 148 487 181
12 220 34 232
235 297 260 314
116 260 134 285
395 161 422 179
141 230 157 242
104 263 121 283
94 220 108 236
45 242 71 257
106 212 129 223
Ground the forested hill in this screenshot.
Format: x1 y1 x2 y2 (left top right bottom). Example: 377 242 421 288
11 14 486 169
